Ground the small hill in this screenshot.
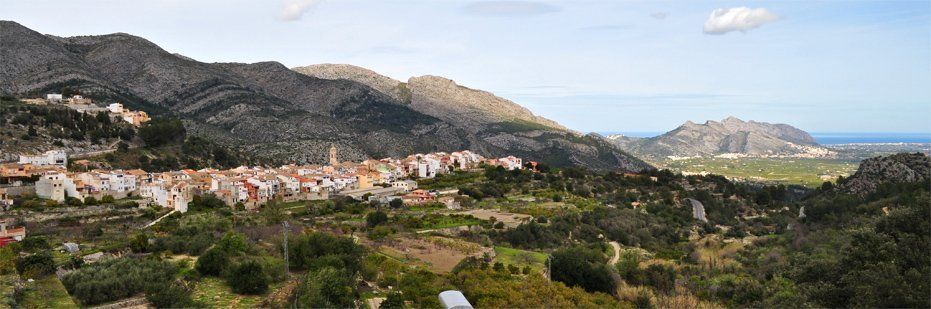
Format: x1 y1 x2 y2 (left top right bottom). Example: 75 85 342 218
608 117 832 160
839 153 930 196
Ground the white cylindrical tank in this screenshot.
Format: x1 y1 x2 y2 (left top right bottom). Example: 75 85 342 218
439 290 474 309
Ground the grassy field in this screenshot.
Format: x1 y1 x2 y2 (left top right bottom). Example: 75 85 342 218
0 274 16 308
17 276 78 309
494 246 548 272
191 277 269 308
417 215 484 230
661 157 859 187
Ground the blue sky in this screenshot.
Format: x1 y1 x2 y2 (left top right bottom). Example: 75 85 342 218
2 0 929 133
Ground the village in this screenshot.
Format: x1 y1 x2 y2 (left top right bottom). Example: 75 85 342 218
1 144 523 227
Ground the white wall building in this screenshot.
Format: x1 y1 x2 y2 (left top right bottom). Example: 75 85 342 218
107 103 124 114
35 173 82 202
391 180 418 192
19 150 67 167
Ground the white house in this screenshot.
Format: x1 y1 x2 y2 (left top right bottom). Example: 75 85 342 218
105 172 137 193
35 173 82 202
391 180 418 193
46 94 63 102
19 150 67 167
496 156 523 170
107 103 124 114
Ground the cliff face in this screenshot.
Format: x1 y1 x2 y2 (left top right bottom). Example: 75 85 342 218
839 153 930 196
1 21 650 172
609 117 829 159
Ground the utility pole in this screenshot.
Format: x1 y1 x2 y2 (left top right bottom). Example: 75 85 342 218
283 221 290 280
547 255 552 281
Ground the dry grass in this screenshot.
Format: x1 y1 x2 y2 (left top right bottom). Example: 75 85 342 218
617 283 721 309
692 235 745 271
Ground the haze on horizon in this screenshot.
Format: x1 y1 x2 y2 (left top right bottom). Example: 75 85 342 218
1 0 928 134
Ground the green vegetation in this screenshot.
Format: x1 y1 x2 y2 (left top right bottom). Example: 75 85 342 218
191 277 266 308
417 171 484 190
4 141 926 308
61 257 190 307
450 259 621 308
16 276 78 309
0 97 134 153
662 157 859 187
550 246 617 294
493 246 547 271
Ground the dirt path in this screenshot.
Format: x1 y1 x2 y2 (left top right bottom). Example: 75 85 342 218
608 241 621 265
143 210 177 228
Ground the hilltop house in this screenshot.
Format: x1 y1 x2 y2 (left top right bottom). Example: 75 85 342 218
46 93 62 102
19 150 67 167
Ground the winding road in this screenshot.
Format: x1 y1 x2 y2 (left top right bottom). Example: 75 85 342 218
608 241 621 265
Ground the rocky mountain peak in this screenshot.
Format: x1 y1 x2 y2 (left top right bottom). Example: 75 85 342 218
610 117 828 159
839 153 930 196
722 116 744 123
294 64 568 133
292 63 406 103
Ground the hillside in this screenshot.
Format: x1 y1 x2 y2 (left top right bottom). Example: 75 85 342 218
838 152 930 196
0 21 649 172
608 117 832 160
293 65 567 132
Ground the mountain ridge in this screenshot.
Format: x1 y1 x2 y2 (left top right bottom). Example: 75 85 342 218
0 20 650 172
607 117 832 160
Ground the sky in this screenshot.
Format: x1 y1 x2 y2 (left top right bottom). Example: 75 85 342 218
2 0 929 134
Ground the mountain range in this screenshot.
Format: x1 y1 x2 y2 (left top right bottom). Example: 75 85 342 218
608 117 832 160
0 21 649 172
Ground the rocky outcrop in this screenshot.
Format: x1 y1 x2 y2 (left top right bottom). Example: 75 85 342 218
0 20 650 172
609 117 830 160
839 153 930 196
295 65 567 132
293 63 409 103
405 75 566 132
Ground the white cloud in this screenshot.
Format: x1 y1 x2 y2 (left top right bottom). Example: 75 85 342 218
462 1 559 17
279 0 323 21
650 12 668 20
703 7 778 35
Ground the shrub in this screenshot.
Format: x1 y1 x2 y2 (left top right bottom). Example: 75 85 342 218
227 261 268 294
62 257 177 306
195 247 229 277
550 246 617 294
15 252 56 278
366 210 389 228
292 267 356 308
145 282 194 308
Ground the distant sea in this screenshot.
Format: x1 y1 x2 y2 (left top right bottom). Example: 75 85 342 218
596 131 931 145
809 133 931 145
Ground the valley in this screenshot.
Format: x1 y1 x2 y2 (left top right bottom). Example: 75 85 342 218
660 156 859 187
0 7 928 309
